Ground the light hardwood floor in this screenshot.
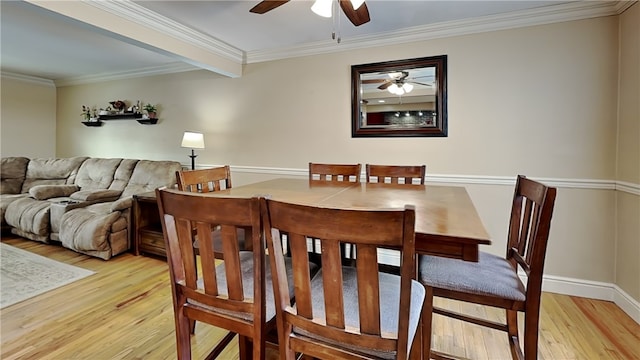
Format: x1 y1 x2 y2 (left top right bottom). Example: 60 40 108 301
1 236 638 360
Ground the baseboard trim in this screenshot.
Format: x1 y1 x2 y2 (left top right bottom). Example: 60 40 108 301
536 274 640 324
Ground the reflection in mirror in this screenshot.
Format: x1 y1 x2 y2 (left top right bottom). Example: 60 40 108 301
351 55 447 137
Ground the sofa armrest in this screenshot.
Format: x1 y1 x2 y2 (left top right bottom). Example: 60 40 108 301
29 185 79 200
70 189 122 202
110 197 133 212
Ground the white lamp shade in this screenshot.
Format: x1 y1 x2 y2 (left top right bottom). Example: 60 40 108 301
311 0 332 17
181 131 205 149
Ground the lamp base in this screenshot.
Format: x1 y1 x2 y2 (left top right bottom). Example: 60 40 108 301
188 149 197 170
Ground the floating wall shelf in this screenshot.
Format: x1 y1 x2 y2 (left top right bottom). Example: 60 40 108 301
137 118 158 125
82 121 104 127
98 112 143 120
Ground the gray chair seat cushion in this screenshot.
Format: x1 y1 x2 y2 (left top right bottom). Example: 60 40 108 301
193 227 246 254
295 267 425 359
419 252 526 302
192 252 318 322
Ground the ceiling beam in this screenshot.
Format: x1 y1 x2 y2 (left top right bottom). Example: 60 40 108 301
25 0 243 78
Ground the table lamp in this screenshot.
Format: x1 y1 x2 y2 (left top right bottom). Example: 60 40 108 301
181 131 205 170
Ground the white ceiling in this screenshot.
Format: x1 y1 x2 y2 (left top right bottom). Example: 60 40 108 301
0 0 631 85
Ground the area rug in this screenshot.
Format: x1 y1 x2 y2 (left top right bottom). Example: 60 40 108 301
0 243 95 309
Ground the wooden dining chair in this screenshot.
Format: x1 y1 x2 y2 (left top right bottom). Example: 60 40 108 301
176 165 232 193
365 164 426 185
176 166 246 260
156 189 278 359
418 175 557 360
308 162 362 182
262 198 425 360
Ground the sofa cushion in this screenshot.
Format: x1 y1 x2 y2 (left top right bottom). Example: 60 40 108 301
1 193 29 226
59 208 120 260
121 160 182 197
5 197 52 241
109 159 139 191
21 157 88 193
74 158 123 190
70 189 122 202
29 185 80 200
1 157 30 194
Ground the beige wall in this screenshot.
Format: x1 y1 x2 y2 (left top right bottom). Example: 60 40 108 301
1 76 56 158
616 3 640 301
3 12 637 308
56 17 619 177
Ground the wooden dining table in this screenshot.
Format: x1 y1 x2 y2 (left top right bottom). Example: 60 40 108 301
215 178 491 261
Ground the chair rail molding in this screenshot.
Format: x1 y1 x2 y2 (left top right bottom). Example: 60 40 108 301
189 162 639 324
191 163 638 194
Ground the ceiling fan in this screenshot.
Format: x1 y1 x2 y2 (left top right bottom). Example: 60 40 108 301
363 71 433 95
250 0 371 27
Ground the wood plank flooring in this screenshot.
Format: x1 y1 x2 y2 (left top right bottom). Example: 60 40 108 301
1 236 638 359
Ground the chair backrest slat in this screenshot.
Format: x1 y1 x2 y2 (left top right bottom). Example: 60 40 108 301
320 239 346 329
366 164 426 185
288 232 314 318
309 162 361 183
356 244 381 335
197 221 219 296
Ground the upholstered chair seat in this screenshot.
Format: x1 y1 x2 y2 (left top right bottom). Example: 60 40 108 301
192 252 316 322
295 267 425 359
419 252 526 302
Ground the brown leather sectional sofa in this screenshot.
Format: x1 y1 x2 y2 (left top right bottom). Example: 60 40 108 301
1 156 182 259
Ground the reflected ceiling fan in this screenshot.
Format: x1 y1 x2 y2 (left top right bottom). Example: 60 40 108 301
250 0 371 27
363 71 433 95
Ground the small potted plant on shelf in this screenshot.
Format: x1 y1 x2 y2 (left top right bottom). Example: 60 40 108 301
80 105 97 121
143 104 157 119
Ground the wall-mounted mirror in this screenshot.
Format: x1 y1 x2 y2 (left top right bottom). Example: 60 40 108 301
351 55 447 137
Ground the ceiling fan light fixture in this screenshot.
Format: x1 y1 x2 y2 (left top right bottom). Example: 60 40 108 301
311 0 333 18
350 0 365 10
402 83 414 93
388 83 399 94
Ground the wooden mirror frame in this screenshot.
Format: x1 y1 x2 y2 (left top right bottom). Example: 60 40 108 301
351 55 447 137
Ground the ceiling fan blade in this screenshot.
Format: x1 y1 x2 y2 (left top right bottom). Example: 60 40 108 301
411 81 433 87
362 79 386 84
378 81 392 90
339 0 370 26
250 0 290 14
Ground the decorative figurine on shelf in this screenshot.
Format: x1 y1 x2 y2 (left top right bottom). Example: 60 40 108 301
109 100 126 113
143 104 157 119
127 100 141 114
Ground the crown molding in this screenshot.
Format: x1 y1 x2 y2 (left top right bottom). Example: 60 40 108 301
0 72 55 87
86 0 244 64
616 0 638 13
32 0 635 84
54 62 197 87
247 0 632 63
